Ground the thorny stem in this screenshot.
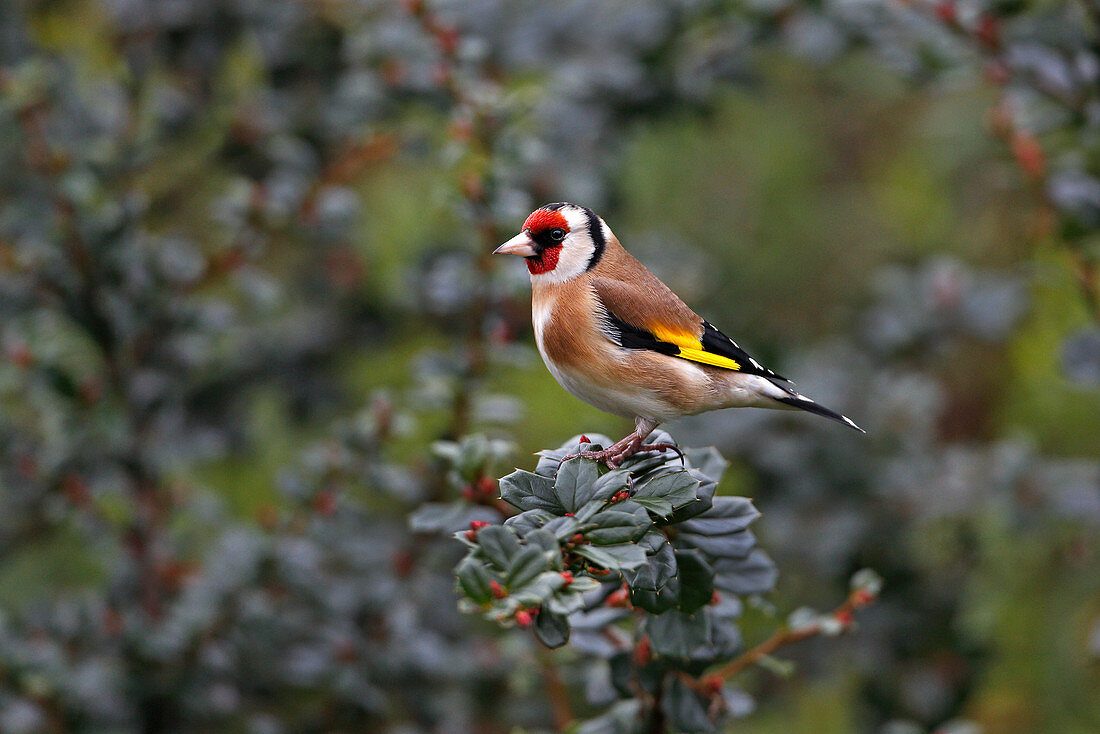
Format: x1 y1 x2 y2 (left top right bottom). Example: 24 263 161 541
707 586 876 683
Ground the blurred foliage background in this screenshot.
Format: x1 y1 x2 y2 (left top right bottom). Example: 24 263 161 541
1 0 1099 732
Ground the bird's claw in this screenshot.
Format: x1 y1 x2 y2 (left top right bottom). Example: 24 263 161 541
561 449 623 469
638 442 686 466
561 441 684 470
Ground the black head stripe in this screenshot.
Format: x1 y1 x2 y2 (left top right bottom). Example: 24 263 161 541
583 207 606 271
529 228 556 250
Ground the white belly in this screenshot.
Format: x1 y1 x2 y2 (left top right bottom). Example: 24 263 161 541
531 297 693 422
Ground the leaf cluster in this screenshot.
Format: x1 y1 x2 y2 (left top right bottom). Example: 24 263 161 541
453 433 778 731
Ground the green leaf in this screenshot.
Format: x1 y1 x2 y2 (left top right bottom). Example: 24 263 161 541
512 571 568 607
679 529 756 560
576 543 647 571
533 608 570 648
622 530 679 613
646 607 742 673
661 675 715 733
455 556 493 604
679 497 760 536
585 506 651 545
683 446 729 482
646 609 711 661
408 502 495 534
534 435 612 476
630 469 700 518
572 470 630 521
675 550 715 613
554 457 600 512
504 509 557 536
608 650 664 697
712 550 777 595
506 546 550 588
545 591 587 616
476 525 521 570
568 576 601 593
665 469 717 524
525 528 559 554
499 469 562 513
593 470 632 500
678 496 759 560
544 515 580 540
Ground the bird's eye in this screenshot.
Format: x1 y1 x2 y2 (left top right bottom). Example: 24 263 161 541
549 228 566 242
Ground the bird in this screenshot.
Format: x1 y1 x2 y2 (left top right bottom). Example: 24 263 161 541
494 202 863 468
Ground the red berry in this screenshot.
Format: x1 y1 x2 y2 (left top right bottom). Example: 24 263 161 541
515 610 533 628
933 1 956 24
476 476 496 496
984 60 1010 86
701 674 723 695
975 15 1000 48
851 589 875 607
9 342 32 368
434 25 460 55
710 590 721 605
835 610 854 627
579 435 591 444
570 533 585 545
381 59 405 86
606 588 630 608
62 473 88 505
632 636 652 665
256 504 278 529
465 520 490 541
610 490 629 503
314 490 337 516
392 550 415 576
79 379 103 405
1012 132 1045 179
489 581 507 599
461 485 477 502
560 571 574 586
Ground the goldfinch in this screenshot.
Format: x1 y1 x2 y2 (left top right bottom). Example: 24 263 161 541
495 202 863 468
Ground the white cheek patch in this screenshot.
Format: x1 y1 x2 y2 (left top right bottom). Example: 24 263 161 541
529 235 593 285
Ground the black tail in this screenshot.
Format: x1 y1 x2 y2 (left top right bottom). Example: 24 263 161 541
774 395 865 433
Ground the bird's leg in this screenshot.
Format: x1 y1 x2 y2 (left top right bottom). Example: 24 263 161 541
561 431 640 469
561 419 681 469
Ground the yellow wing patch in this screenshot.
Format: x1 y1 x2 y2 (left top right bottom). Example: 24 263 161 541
647 324 741 371
648 324 702 349
675 346 741 371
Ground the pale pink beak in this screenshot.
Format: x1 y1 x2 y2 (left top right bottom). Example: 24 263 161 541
493 231 537 257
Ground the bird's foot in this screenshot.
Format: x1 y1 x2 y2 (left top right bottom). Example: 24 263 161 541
560 447 626 469
562 435 640 469
636 442 686 466
562 435 685 470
